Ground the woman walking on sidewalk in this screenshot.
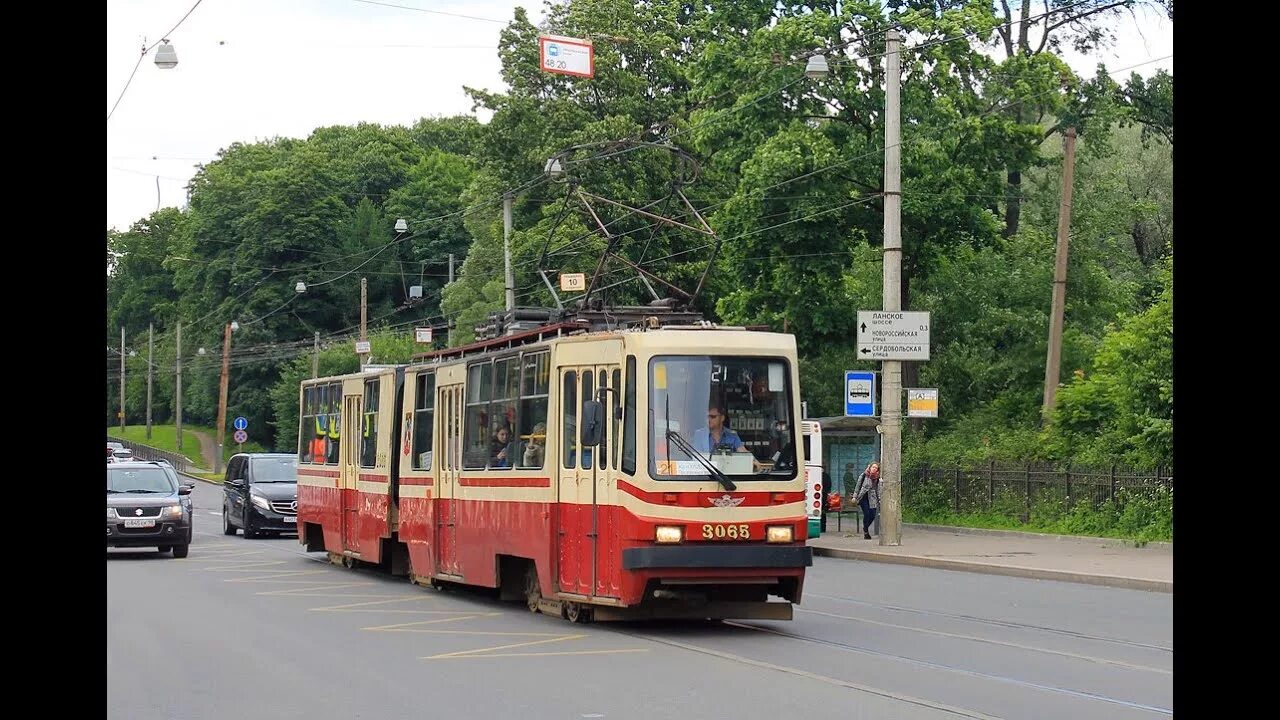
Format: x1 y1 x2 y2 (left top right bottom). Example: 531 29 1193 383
852 462 881 539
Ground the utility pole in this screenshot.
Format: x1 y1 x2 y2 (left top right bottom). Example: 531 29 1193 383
448 253 455 346
175 322 183 451
360 277 368 367
503 192 515 312
146 322 154 440
1043 127 1078 420
215 322 232 476
119 326 126 433
879 29 903 546
312 331 320 379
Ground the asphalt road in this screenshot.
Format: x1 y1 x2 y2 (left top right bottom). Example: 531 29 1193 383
106 481 1172 720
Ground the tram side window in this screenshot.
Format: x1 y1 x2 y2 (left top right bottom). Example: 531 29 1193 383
621 357 636 475
489 357 519 469
579 372 594 470
299 385 313 462
360 378 380 468
611 368 622 470
325 381 342 465
562 371 577 469
463 362 492 469
412 372 435 470
517 352 549 470
597 370 609 470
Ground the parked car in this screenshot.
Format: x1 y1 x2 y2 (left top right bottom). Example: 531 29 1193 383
148 460 195 518
221 453 298 538
107 461 193 557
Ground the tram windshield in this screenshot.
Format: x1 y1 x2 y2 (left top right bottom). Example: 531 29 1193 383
648 356 797 481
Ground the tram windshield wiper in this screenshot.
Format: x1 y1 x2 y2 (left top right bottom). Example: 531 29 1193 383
666 431 737 492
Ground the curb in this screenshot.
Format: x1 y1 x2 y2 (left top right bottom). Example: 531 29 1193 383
903 523 1173 550
178 469 222 485
810 545 1172 593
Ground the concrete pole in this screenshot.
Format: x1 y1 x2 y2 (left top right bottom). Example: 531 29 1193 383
503 192 515 313
312 331 320 379
119 326 126 433
1043 128 1078 420
360 277 368 367
879 29 903 546
448 253 455 346
504 190 514 311
215 323 232 475
175 322 183 451
146 322 154 440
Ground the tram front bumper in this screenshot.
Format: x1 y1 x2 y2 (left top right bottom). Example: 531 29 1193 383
621 545 812 570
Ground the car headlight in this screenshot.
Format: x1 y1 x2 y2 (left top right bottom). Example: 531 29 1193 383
250 494 271 511
161 504 184 520
106 508 118 520
765 525 794 543
655 525 683 544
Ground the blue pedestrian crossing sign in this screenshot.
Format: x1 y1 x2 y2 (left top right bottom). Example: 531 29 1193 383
233 417 248 431
845 371 876 417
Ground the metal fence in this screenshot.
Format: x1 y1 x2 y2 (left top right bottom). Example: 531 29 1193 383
906 462 1172 521
107 435 195 474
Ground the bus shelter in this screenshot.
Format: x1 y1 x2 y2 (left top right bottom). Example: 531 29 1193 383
811 415 881 532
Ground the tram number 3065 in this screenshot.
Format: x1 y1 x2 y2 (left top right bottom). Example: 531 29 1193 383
702 523 750 540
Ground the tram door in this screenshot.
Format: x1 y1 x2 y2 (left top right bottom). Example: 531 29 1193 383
435 383 463 577
556 363 621 598
340 394 362 553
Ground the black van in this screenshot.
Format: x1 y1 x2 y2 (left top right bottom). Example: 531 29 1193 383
221 453 298 538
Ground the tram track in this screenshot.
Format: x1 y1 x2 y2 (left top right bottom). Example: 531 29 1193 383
715 620 1172 717
806 591 1173 653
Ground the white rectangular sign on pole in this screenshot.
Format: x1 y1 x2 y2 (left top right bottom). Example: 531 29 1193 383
856 310 931 360
560 272 587 291
414 327 433 344
355 341 371 354
539 35 594 78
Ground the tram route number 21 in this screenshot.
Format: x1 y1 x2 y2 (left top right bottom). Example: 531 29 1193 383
702 523 750 540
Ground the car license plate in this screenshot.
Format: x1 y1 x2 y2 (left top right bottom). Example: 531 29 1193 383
123 518 156 528
283 516 296 523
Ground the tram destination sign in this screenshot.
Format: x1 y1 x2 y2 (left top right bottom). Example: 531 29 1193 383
856 311 931 361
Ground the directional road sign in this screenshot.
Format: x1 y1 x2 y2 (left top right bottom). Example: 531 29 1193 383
233 417 248 431
856 310 931 361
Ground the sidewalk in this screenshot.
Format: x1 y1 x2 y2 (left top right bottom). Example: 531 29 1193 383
808 523 1172 593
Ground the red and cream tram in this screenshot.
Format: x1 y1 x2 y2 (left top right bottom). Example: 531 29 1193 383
296 318 812 622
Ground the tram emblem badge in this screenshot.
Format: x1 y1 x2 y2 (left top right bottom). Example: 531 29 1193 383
709 494 745 508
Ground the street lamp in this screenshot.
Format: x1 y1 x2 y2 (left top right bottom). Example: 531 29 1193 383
154 40 178 69
544 157 564 179
395 218 408 233
805 54 829 79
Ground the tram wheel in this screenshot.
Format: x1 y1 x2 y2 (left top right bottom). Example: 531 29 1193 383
565 602 593 624
524 565 542 613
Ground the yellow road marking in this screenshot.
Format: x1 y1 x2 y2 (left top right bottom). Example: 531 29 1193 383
424 633 586 659
432 648 650 659
362 614 500 631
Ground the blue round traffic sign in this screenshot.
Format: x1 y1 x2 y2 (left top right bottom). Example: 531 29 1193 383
233 417 248 431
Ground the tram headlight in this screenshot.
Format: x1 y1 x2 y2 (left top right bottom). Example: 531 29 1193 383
765 525 794 543
655 525 684 544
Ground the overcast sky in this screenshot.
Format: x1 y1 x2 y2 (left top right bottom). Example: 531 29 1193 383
106 0 1172 233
